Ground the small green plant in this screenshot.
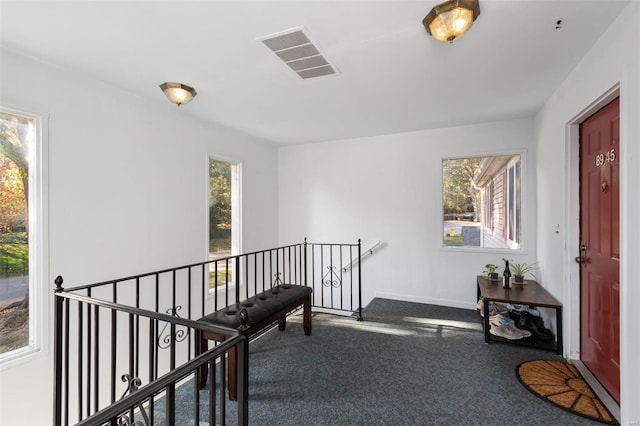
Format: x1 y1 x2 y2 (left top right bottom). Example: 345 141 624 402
483 264 499 278
504 259 537 281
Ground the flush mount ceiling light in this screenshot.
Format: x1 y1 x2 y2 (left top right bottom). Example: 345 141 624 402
423 0 480 43
159 82 197 106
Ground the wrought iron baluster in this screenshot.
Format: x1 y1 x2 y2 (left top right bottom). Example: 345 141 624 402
64 297 70 426
209 358 216 426
187 268 192 359
349 245 354 312
193 369 200 425
320 245 324 307
201 264 206 318
128 313 134 422
86 289 92 417
215 261 219 311
340 247 344 310
304 239 308 288
358 239 363 320
254 252 258 296
94 304 100 414
225 258 229 307
244 255 249 299
135 278 140 379
111 284 117 404
276 249 280 288
261 251 266 292
172 270 176 321
269 250 273 290
168 324 176 422
153 274 159 381
287 246 291 284
53 277 64 426
148 319 155 425
78 301 83 421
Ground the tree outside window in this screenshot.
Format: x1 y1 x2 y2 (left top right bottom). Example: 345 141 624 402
0 111 32 355
209 158 240 289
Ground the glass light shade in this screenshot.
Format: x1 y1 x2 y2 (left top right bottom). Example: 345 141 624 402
423 0 480 43
429 7 474 42
159 82 197 106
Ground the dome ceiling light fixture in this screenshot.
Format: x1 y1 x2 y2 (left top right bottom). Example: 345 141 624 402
423 0 481 43
159 82 197 107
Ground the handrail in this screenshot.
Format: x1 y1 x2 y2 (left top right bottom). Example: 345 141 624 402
54 288 239 338
64 242 303 292
342 240 381 271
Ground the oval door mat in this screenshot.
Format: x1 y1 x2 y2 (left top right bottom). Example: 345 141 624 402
516 360 618 425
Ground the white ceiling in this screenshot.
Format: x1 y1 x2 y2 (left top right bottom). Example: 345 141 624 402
0 0 630 145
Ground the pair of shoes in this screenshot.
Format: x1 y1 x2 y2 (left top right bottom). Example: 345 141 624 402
507 304 541 317
489 314 531 340
509 311 554 340
477 298 509 317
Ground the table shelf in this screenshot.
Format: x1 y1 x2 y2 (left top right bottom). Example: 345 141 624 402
477 275 563 354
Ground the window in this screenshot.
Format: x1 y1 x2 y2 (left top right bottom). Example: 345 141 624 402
208 158 240 288
484 182 492 230
506 160 521 245
442 154 522 250
0 107 46 360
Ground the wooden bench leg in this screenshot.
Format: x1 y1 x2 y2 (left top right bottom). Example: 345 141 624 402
196 331 208 390
303 295 312 336
228 344 237 401
198 332 239 401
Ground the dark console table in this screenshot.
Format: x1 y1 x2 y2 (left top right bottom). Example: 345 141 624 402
476 275 563 354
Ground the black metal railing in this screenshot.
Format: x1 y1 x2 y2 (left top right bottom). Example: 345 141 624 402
53 282 247 425
53 239 362 425
307 241 363 320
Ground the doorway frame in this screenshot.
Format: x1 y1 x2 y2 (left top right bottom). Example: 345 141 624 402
564 83 620 417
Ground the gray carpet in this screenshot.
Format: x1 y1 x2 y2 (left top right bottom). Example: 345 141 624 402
157 298 602 425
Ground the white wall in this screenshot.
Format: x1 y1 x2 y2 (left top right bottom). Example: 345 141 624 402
0 50 279 426
278 118 537 310
534 2 640 424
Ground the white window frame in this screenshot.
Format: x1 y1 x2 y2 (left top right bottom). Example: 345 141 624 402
441 151 526 254
0 106 49 366
484 183 492 230
505 158 521 249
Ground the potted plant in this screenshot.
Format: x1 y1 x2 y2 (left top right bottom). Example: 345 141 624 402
509 261 537 283
483 264 499 279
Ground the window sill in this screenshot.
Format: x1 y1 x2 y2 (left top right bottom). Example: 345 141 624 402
0 345 42 369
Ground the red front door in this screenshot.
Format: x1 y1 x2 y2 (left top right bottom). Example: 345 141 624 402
579 97 620 403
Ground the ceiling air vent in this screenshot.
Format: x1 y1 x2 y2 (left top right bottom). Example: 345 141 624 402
259 28 338 79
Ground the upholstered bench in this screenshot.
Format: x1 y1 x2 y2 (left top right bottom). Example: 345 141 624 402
196 284 312 400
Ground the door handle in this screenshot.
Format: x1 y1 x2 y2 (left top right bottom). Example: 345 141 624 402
575 242 587 267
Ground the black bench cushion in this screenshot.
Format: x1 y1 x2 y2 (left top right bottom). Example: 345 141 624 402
198 284 312 330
